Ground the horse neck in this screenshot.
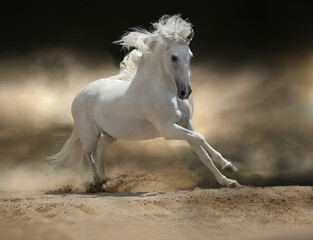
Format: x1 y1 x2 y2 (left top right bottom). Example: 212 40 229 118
130 53 176 93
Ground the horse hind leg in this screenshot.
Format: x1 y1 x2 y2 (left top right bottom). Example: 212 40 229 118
83 151 107 193
78 128 103 184
84 152 101 183
97 133 116 179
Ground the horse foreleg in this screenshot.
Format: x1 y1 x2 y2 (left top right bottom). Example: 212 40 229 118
188 142 238 187
186 121 239 187
187 121 238 175
155 121 239 187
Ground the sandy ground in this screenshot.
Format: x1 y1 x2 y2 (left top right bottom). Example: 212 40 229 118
0 186 313 240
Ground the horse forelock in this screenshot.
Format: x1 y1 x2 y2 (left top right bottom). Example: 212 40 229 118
153 15 194 45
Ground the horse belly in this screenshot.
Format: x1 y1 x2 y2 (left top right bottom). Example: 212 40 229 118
100 117 160 140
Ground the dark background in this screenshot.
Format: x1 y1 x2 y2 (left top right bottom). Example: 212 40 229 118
1 1 312 65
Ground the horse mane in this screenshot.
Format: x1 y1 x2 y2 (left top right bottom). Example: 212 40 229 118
111 49 142 81
112 14 193 81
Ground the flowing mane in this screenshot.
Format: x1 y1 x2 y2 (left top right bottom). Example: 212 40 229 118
112 15 193 81
111 49 142 81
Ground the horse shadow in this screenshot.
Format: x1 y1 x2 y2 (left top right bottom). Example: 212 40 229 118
45 190 164 198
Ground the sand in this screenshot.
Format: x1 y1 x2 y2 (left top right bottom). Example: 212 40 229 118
1 186 313 240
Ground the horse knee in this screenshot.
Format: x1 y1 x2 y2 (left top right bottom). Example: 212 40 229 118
193 132 205 145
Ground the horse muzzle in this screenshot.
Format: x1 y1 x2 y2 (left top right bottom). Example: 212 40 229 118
178 85 192 100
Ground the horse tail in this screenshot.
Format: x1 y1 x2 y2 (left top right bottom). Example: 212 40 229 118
47 127 83 169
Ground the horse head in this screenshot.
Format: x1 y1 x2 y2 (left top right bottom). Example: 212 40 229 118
115 15 194 100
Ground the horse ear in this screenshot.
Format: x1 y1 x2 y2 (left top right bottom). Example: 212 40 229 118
187 30 194 41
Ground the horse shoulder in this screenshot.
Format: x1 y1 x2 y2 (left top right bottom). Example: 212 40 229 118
146 92 184 125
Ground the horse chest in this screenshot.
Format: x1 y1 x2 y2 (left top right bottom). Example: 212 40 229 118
176 110 189 128
176 99 191 128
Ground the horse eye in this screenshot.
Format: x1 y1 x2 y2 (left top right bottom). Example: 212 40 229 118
171 55 178 62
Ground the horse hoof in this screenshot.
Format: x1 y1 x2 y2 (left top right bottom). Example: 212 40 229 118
223 163 238 175
227 181 241 188
85 180 105 193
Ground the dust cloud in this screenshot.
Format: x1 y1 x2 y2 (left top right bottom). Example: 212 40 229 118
0 47 313 192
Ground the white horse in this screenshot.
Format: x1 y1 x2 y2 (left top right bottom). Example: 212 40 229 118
50 15 240 189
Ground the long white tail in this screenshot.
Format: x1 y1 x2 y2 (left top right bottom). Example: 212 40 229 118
48 127 83 169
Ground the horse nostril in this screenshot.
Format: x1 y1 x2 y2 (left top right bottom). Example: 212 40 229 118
189 88 192 95
180 90 186 97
